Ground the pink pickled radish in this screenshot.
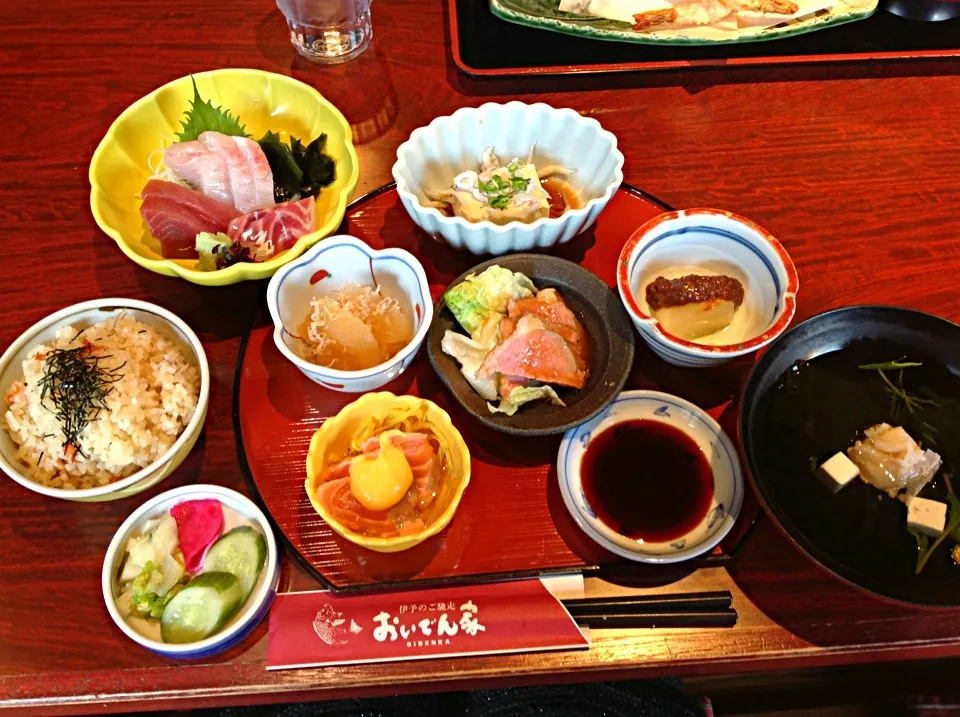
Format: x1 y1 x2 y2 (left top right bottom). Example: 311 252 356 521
170 499 225 573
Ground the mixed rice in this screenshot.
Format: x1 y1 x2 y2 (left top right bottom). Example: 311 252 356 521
3 315 200 490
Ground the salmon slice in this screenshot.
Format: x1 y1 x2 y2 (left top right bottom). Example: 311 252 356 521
507 290 588 363
499 374 535 399
315 476 425 537
358 433 440 510
323 432 441 516
478 316 587 389
500 315 518 341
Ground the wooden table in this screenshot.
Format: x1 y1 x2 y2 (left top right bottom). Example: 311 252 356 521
2 0 960 713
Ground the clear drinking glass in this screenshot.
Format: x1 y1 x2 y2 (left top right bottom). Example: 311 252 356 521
277 0 373 64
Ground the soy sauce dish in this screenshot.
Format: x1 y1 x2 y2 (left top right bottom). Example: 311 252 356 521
102 484 279 658
558 390 743 563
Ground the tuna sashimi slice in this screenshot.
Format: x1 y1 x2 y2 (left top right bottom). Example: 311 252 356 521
140 179 239 259
170 499 225 573
478 316 587 389
163 131 275 213
228 196 316 260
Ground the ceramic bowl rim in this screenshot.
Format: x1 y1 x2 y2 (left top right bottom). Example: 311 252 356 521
100 483 279 655
558 389 744 564
427 252 635 437
304 392 472 551
266 235 433 380
0 298 210 500
88 68 360 285
391 101 625 234
616 208 799 357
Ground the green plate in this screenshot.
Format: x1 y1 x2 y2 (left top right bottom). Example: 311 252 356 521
489 0 877 45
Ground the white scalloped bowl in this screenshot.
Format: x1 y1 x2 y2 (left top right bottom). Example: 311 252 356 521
391 102 624 256
266 235 432 393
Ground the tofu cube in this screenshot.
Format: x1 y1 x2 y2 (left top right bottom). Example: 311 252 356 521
817 452 860 493
907 497 948 537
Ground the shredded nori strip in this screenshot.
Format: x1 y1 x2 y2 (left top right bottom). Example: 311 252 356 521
38 346 124 456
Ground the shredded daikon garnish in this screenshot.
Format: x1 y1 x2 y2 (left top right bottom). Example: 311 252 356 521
300 283 413 371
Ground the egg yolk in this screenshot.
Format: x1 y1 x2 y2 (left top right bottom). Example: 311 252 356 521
348 432 414 512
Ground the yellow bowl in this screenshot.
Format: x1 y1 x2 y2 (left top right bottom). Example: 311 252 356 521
305 393 471 553
89 69 360 286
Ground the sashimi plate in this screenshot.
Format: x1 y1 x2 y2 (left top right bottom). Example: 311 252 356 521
489 0 877 45
89 69 359 286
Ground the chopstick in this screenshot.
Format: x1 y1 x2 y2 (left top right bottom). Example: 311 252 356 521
564 591 732 614
563 591 737 629
571 610 738 629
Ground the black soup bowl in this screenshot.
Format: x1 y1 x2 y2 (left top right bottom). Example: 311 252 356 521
741 305 960 607
427 254 635 437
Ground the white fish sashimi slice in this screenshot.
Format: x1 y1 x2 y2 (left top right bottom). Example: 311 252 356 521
905 449 943 500
199 132 275 213
164 142 233 206
847 424 943 499
865 424 915 455
848 441 909 498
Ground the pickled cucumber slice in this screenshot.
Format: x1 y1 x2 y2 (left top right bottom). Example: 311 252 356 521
202 526 266 599
160 572 244 644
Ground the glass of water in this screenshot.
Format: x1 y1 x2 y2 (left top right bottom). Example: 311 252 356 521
277 0 373 64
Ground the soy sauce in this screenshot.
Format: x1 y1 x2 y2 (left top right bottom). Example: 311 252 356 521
541 177 581 219
580 419 714 542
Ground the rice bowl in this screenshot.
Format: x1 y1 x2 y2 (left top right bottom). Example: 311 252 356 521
0 299 209 501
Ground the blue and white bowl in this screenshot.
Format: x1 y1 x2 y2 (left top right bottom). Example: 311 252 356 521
617 209 799 368
101 484 279 659
266 235 432 393
558 390 743 564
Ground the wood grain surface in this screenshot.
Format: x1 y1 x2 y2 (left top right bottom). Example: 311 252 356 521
1 0 960 712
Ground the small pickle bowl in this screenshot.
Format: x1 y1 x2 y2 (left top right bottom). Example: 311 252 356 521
0 299 210 502
392 101 624 256
558 390 744 564
266 236 433 393
101 484 279 659
617 209 799 368
305 392 471 553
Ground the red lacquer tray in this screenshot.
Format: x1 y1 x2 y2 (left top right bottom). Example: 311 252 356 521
236 183 759 590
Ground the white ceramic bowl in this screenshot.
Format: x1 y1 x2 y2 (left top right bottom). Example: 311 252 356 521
102 484 280 659
617 209 799 368
558 390 743 564
0 299 210 502
392 102 624 255
266 235 432 393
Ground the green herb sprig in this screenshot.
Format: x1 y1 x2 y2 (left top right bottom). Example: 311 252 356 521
478 167 531 210
175 77 248 143
858 357 939 415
